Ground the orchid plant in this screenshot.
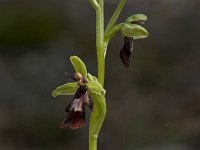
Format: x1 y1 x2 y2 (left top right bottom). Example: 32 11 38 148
52 0 148 150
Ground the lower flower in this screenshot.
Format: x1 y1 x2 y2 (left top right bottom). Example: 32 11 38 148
60 85 93 129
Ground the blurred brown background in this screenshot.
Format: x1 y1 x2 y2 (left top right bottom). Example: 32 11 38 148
0 0 200 150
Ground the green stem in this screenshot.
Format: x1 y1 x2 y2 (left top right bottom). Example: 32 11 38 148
105 0 127 33
89 0 106 150
96 0 105 87
89 0 99 10
89 135 97 150
89 0 127 150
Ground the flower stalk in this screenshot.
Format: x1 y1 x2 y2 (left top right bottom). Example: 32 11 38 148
52 0 148 150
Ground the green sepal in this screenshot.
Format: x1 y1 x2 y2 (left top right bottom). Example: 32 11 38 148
121 23 149 39
70 56 88 80
87 73 93 81
87 73 106 95
87 73 98 82
52 82 79 97
87 81 106 95
125 14 147 23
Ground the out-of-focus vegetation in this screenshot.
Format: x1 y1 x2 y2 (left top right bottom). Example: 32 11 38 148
0 0 200 150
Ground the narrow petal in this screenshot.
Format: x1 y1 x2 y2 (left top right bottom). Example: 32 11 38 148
64 72 77 82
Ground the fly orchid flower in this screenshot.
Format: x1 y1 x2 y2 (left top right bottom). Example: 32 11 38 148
52 56 106 129
119 14 148 68
59 73 93 129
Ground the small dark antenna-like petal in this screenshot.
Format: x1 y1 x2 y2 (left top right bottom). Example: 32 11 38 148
64 72 77 81
65 72 88 85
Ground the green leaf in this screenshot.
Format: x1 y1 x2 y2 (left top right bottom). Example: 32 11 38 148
52 82 78 97
87 81 106 95
121 23 149 39
70 56 88 79
125 14 147 23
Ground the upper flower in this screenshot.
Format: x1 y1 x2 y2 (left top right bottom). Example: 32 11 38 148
119 14 148 68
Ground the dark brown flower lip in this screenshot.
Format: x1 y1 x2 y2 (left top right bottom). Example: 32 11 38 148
60 108 86 129
120 36 134 68
60 85 93 129
123 36 134 52
120 47 131 68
